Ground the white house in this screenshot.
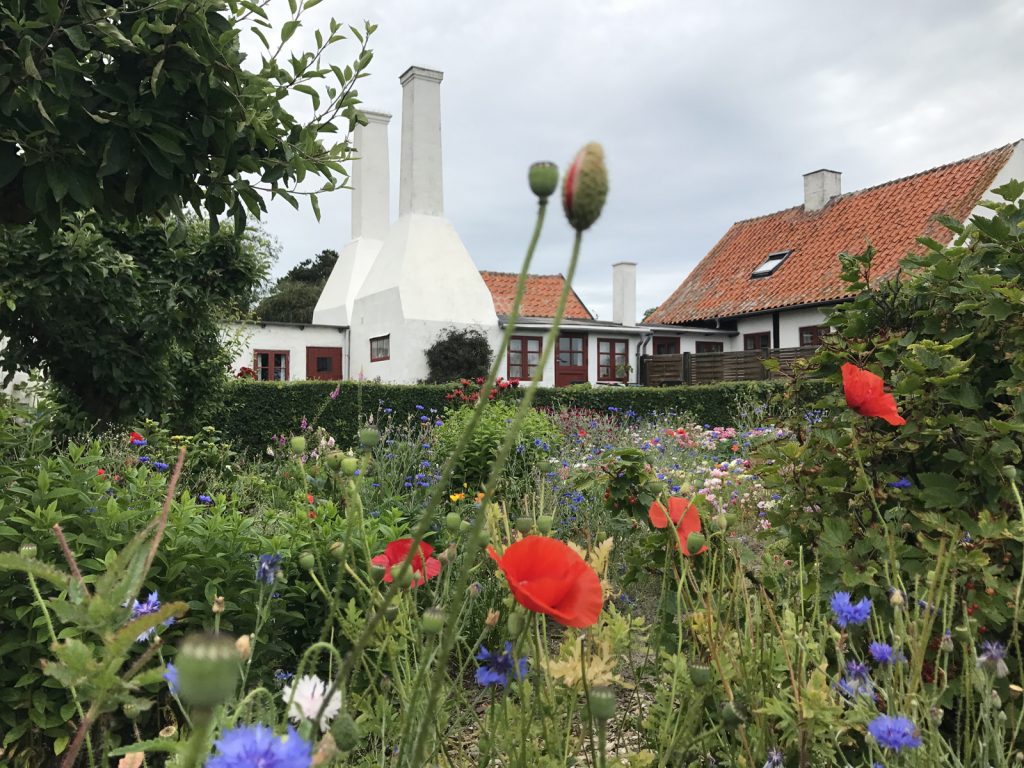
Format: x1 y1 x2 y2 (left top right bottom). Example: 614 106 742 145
644 140 1024 357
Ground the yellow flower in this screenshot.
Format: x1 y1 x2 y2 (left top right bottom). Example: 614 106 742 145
449 492 465 503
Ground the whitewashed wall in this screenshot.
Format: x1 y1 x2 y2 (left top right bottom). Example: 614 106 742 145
733 315 774 351
777 307 829 347
227 322 348 381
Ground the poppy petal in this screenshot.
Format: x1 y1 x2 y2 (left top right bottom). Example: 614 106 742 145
648 500 669 528
544 561 603 628
841 363 906 426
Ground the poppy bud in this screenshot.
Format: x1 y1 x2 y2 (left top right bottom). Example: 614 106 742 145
235 634 251 661
422 607 446 634
340 455 359 476
174 633 240 709
391 562 413 586
18 541 37 559
721 701 745 726
212 596 225 614
587 687 616 722
358 427 380 450
686 533 706 554
459 520 472 534
326 451 344 470
329 541 345 562
122 702 143 720
369 562 387 582
383 605 399 622
562 142 608 232
445 512 462 533
528 161 559 200
537 515 554 534
688 663 712 686
330 712 362 752
289 436 306 454
515 517 533 535
298 552 316 571
475 528 490 547
507 610 525 638
485 609 501 627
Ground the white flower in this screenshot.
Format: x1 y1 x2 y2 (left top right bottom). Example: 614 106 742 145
281 674 341 730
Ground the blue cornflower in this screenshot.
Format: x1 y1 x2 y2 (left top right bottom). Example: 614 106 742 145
419 415 429 423
152 461 169 472
129 591 174 642
415 404 424 411
845 660 870 680
131 438 148 447
475 642 528 687
256 554 283 585
206 724 312 768
869 641 904 665
164 662 179 695
887 477 913 489
138 456 150 463
868 714 922 751
762 748 784 768
830 591 872 628
197 494 213 505
275 670 295 682
838 675 875 701
977 640 1009 677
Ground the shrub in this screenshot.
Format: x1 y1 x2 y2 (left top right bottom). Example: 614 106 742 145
424 326 493 384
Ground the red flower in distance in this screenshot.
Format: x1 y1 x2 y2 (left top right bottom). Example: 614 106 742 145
648 497 707 556
371 538 442 587
841 363 906 426
488 536 602 628
96 468 105 476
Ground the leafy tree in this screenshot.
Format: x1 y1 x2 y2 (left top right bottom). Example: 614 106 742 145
425 327 493 384
0 216 272 428
255 248 338 322
0 0 374 231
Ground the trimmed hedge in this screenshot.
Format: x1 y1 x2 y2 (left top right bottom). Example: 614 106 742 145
214 378 829 455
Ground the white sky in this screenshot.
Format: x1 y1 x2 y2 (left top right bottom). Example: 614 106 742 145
257 0 1024 320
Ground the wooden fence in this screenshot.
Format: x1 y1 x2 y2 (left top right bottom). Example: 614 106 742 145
641 346 817 386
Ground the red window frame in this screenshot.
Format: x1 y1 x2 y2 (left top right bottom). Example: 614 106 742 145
370 335 390 362
743 332 771 351
507 336 542 380
254 350 290 381
653 336 680 355
695 341 724 353
597 338 629 382
799 325 829 347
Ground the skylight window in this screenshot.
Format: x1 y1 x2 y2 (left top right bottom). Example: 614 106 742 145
751 250 792 278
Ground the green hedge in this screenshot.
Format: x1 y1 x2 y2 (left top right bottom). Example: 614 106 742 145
214 378 829 455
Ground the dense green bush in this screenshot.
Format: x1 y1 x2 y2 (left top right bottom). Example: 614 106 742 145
215 378 814 456
424 326 493 383
760 184 1024 634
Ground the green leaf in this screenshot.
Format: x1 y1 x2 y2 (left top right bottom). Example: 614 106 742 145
23 54 40 80
917 472 960 509
310 192 321 221
281 20 300 43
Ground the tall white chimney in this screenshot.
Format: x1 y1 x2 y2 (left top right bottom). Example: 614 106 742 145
351 110 391 240
803 169 841 212
612 261 637 326
398 66 444 217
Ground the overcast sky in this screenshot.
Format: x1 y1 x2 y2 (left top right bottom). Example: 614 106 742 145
258 0 1024 321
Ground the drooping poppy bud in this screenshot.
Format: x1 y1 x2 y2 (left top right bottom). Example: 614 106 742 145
529 161 559 200
562 142 608 232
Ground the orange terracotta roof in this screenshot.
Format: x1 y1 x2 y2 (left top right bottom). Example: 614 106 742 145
480 271 594 320
645 143 1017 325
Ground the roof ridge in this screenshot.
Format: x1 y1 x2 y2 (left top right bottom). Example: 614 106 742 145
732 141 1019 226
479 270 567 279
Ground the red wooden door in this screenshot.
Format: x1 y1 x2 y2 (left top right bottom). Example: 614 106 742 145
306 347 343 380
555 334 588 387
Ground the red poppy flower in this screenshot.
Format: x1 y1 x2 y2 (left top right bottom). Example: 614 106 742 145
96 468 105 476
129 431 144 442
371 538 442 587
487 536 602 628
841 363 906 426
307 494 315 505
648 497 707 556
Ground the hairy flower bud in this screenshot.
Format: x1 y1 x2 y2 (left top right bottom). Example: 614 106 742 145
562 142 608 232
18 541 37 559
298 552 316 571
445 512 462 533
422 607 447 634
175 633 240 709
485 609 501 627
211 595 225 614
537 515 554 534
235 634 252 661
330 712 362 752
289 436 306 454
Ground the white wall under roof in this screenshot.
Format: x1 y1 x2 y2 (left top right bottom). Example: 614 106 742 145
228 322 347 381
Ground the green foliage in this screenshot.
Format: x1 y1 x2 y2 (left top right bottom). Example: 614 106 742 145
424 326 493 384
434 400 559 491
215 378 803 456
0 216 270 430
760 187 1024 633
0 0 374 231
255 249 338 323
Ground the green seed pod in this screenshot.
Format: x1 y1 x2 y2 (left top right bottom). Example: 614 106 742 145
357 427 380 450
369 562 387 582
391 562 413 586
459 520 472 534
445 512 462 533
537 515 554 534
421 607 446 634
122 701 145 720
383 605 399 622
298 552 315 571
329 541 345 562
721 701 745 726
562 143 608 232
515 517 533 535
528 161 559 201
688 663 712 686
686 533 706 553
588 686 616 722
18 541 37 559
340 455 359 476
326 451 344 470
289 435 306 454
475 528 490 547
331 711 362 751
174 633 240 709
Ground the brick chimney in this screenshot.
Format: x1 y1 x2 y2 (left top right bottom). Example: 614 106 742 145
351 110 391 240
612 261 637 326
398 66 444 217
803 169 841 212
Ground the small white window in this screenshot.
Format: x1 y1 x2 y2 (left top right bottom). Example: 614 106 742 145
752 250 792 278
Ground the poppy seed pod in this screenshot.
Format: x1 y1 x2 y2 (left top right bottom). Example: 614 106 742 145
18 541 36 559
331 712 362 752
528 161 559 200
422 607 447 634
174 633 240 709
588 687 616 722
357 427 380 450
562 142 608 232
289 435 306 454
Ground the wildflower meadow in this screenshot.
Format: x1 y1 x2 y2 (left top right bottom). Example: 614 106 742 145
2 141 1024 768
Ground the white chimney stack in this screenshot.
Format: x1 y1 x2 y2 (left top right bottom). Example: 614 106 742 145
351 110 391 240
803 169 841 212
398 66 444 217
612 261 637 326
